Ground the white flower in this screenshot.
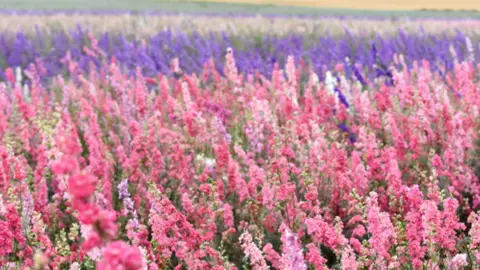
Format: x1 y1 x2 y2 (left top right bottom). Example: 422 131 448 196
24 84 30 101
449 43 458 63
311 72 319 87
465 36 475 62
205 158 216 168
0 194 5 215
324 71 336 96
69 262 80 270
15 67 22 85
139 247 149 270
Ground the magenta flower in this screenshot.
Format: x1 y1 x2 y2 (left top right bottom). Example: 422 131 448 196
68 174 97 198
98 241 144 270
0 220 12 257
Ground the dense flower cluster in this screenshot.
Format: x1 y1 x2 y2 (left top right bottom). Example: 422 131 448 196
0 26 480 82
0 37 479 269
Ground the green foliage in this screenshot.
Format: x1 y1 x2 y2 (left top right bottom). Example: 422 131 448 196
6 0 480 19
473 135 480 182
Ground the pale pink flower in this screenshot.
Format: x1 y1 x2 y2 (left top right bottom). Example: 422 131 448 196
447 253 468 270
341 245 358 270
468 212 480 248
239 230 268 270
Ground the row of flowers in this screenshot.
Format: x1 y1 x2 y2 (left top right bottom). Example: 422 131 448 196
3 14 480 37
0 27 479 84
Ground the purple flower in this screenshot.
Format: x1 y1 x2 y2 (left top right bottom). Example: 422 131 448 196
117 179 138 223
118 178 130 200
282 228 307 270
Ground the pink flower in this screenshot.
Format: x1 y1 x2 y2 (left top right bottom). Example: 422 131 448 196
95 209 119 240
0 220 12 257
215 142 230 170
82 230 103 251
405 186 426 269
4 67 15 84
305 186 318 201
263 243 282 269
447 254 468 270
438 198 465 252
432 154 443 170
305 215 345 250
277 183 296 201
468 212 480 248
366 192 397 262
181 193 193 214
421 200 441 252
262 183 275 210
223 203 234 228
305 243 327 270
341 245 358 270
5 205 26 248
68 174 97 198
76 203 100 225
224 47 239 85
98 241 144 270
51 155 79 175
239 230 268 270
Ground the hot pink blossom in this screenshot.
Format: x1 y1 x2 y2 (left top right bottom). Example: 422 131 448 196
68 174 97 198
98 241 144 270
0 220 12 257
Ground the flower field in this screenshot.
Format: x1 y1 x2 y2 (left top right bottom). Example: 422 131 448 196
1 11 480 270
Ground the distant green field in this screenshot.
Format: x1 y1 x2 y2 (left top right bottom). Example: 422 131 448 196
3 0 480 18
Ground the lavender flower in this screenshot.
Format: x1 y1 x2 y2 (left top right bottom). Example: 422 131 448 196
282 228 307 270
118 178 130 200
0 26 476 84
118 179 138 223
21 190 34 235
